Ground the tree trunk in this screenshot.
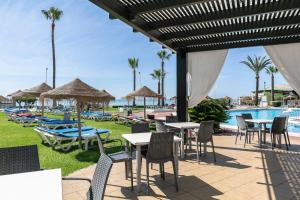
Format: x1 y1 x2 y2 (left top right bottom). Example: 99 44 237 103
271 74 275 101
161 60 165 106
133 69 136 106
51 22 57 107
157 81 161 106
255 75 259 106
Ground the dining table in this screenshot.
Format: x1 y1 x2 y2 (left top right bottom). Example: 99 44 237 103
0 169 63 200
245 119 273 146
122 132 182 192
164 122 200 159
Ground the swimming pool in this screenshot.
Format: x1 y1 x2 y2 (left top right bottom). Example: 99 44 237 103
224 108 300 134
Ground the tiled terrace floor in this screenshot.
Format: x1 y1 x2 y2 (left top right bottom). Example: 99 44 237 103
63 133 300 200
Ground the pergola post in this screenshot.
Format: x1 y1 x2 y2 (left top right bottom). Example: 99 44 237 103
176 50 187 122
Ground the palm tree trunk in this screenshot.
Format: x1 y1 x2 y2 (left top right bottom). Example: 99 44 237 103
271 74 275 101
161 60 165 106
133 69 136 106
158 81 161 106
255 75 259 106
51 22 57 107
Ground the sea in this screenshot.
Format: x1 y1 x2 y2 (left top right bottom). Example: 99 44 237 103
110 99 174 106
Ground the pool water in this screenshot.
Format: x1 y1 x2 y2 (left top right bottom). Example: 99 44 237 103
224 108 300 134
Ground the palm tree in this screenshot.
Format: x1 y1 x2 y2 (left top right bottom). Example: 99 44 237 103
41 7 63 90
157 50 171 106
241 55 271 106
150 69 164 106
266 66 279 101
128 57 139 106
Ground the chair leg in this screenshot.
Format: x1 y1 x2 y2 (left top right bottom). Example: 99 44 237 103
130 159 133 191
211 139 216 162
235 131 239 144
244 132 248 148
172 160 179 192
159 163 163 178
283 133 289 151
162 163 165 180
196 139 199 163
286 130 291 146
124 162 128 180
146 161 150 193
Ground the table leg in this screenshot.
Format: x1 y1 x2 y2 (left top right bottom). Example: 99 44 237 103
173 142 179 177
136 145 142 192
259 123 262 147
180 128 185 159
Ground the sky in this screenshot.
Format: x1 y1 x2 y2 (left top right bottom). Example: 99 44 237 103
0 0 288 99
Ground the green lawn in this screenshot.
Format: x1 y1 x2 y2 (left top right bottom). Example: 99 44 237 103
0 112 130 175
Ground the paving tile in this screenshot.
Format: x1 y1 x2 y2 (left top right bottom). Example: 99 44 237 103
63 134 300 200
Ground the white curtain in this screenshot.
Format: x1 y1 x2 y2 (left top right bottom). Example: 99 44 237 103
187 49 228 108
264 43 300 95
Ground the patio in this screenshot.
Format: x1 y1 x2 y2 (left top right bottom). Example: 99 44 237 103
63 133 300 200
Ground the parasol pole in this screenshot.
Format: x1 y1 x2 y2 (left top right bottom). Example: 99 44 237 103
144 96 146 119
77 101 82 149
41 98 45 116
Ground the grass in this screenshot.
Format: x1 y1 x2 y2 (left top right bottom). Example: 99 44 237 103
0 112 130 175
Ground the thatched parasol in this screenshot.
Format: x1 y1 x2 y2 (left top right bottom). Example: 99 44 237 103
24 83 52 97
125 86 160 119
100 90 115 113
11 91 35 99
8 90 22 97
40 78 108 148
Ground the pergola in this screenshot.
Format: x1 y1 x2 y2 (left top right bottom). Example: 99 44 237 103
90 0 300 121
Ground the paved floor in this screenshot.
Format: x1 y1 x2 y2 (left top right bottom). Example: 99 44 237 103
63 133 300 200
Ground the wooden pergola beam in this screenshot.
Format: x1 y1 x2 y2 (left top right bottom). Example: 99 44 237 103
145 1 300 31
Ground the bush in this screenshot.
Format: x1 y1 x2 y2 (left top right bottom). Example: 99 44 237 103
269 101 281 107
188 99 230 129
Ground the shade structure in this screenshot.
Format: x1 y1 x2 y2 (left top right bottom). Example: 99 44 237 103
125 86 160 119
11 91 35 99
101 89 115 102
24 83 52 97
7 90 22 97
41 78 108 149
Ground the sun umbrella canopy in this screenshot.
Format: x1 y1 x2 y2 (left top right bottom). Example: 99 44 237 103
125 86 160 99
11 91 35 99
8 90 22 97
41 78 107 102
101 89 115 102
24 83 52 97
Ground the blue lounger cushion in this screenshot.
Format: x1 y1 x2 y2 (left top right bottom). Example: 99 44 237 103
37 126 110 138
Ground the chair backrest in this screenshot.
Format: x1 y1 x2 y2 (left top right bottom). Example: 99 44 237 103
271 117 286 134
0 145 40 175
280 115 289 129
147 132 174 163
241 113 254 128
236 115 247 131
88 154 113 200
166 116 178 123
155 120 166 132
196 121 214 143
131 123 150 133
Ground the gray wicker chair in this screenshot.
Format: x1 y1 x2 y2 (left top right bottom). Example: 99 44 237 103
131 123 150 133
0 145 40 175
271 117 289 150
142 132 178 192
95 134 133 191
241 113 255 128
235 115 259 147
166 116 178 123
194 121 216 162
63 153 113 200
281 115 291 146
155 120 166 132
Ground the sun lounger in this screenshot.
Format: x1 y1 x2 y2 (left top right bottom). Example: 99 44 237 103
38 119 81 129
34 126 111 151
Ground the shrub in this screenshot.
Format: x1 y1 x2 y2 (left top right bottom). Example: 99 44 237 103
269 101 281 107
188 99 230 129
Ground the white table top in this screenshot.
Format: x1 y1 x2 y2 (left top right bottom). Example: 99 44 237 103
164 122 200 129
0 169 62 200
245 119 273 124
122 132 182 146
